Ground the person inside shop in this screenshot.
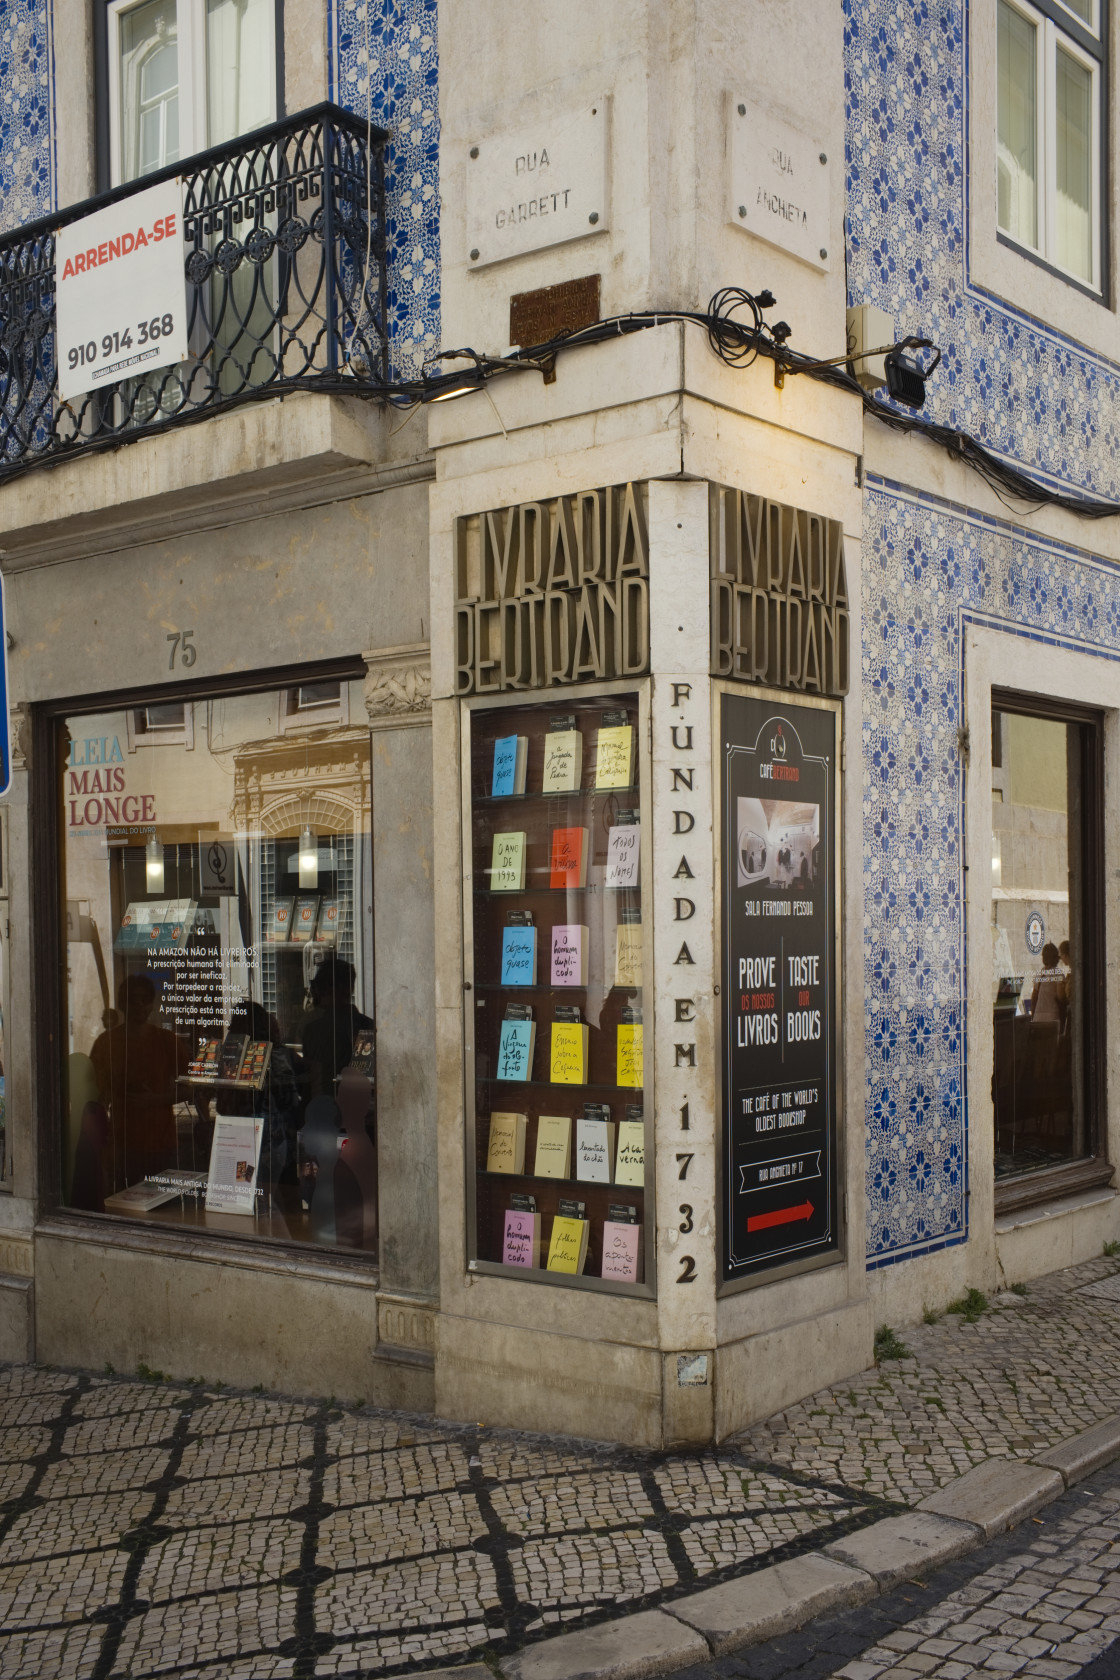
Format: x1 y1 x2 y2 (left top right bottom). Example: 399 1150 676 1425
1030 942 1067 1027
227 998 302 1187
90 973 189 1186
299 956 374 1100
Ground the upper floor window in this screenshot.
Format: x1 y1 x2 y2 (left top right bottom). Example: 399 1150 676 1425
279 683 349 733
127 703 195 750
107 0 277 186
997 0 1104 289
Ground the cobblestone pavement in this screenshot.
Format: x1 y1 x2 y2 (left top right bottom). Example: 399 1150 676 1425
0 1372 888 1678
673 1457 1120 1678
741 1255 1120 1505
2 1252 1120 1676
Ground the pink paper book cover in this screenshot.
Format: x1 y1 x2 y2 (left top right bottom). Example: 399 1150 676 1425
503 1209 540 1268
550 924 587 987
601 1220 641 1282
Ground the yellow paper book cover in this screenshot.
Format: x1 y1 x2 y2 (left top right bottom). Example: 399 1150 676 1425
614 1119 645 1185
533 1114 572 1178
615 924 642 988
595 725 633 789
541 729 582 794
486 1111 527 1174
550 1022 588 1084
616 1024 644 1088
546 1215 588 1273
490 831 526 892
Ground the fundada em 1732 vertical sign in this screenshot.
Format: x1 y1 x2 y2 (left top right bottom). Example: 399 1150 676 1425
720 691 838 1281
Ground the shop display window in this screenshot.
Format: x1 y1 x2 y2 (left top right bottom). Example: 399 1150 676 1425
991 698 1104 1186
465 690 652 1292
58 676 377 1253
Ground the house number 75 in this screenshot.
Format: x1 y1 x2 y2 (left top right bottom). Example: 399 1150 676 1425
167 630 198 670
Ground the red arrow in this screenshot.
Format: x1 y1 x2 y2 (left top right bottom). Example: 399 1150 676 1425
747 1200 814 1233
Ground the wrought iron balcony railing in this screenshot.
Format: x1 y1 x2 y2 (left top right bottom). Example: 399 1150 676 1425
0 102 389 479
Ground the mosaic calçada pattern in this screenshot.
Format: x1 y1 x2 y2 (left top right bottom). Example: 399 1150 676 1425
0 1366 889 1678
0 0 53 236
862 481 1120 1263
329 0 439 380
844 0 1120 502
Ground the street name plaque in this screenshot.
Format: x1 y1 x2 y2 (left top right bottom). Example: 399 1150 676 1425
466 102 608 267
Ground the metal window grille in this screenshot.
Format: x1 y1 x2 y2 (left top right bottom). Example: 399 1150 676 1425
0 102 389 476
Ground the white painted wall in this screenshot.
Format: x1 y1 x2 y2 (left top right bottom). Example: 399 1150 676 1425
439 0 847 365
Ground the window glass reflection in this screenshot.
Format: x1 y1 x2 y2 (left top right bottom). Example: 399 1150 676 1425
991 708 1086 1176
61 681 377 1253
997 0 1039 250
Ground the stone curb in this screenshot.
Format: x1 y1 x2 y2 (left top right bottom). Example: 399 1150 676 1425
919 1458 1063 1539
1035 1411 1120 1487
425 1670 493 1679
498 1608 708 1679
822 1510 980 1589
666 1551 876 1658
495 1413 1120 1680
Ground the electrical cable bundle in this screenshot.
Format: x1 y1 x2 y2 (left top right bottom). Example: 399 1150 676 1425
472 292 1120 521
4 286 1118 520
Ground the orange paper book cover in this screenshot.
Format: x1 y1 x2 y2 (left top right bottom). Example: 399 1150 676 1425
549 826 588 889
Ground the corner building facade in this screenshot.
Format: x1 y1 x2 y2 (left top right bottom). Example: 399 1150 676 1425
0 0 1114 1449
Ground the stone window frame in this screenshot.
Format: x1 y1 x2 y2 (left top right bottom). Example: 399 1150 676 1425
964 622 1116 1226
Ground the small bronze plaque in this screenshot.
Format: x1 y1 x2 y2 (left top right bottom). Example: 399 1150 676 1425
509 274 601 348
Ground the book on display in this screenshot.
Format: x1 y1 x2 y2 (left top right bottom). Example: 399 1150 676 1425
497 1005 536 1080
314 899 340 945
486 1111 528 1174
614 1113 646 1185
550 1008 588 1084
550 923 588 987
549 827 589 889
594 719 633 789
104 1180 181 1213
605 813 640 888
237 1041 272 1089
290 896 319 944
490 832 527 892
546 1200 589 1273
616 1012 644 1088
501 916 537 985
533 1114 572 1177
601 1217 642 1282
575 1112 616 1183
502 1206 541 1266
218 1033 251 1082
541 719 582 794
266 897 295 943
350 1030 377 1075
492 734 528 797
614 919 643 989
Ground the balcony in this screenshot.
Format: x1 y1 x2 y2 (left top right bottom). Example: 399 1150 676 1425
0 102 389 481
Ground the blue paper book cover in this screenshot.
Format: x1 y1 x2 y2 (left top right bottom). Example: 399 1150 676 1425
501 925 537 986
492 735 519 797
497 1019 535 1080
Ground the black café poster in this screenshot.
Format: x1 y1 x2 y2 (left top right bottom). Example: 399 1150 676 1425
720 692 838 1281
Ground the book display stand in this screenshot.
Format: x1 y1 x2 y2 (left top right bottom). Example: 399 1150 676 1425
466 691 649 1291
